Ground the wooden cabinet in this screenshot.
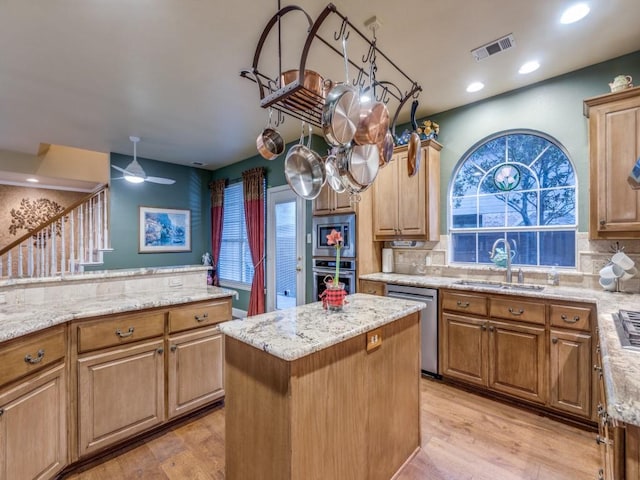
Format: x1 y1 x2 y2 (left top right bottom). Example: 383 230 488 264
440 290 595 421
167 324 224 419
584 86 640 239
312 183 353 215
373 140 441 240
359 279 385 296
77 338 165 457
0 362 67 480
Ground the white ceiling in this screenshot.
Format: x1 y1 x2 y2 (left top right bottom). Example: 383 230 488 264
0 0 639 171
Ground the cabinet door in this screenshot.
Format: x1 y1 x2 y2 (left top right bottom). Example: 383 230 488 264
488 320 546 404
549 329 591 418
77 339 165 457
0 363 67 480
373 154 399 238
397 148 426 236
440 313 487 386
167 325 224 419
333 190 353 213
312 185 333 215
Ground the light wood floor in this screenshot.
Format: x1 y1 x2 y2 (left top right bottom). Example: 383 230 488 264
63 378 600 479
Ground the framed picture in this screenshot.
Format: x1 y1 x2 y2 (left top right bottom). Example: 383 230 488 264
139 206 191 253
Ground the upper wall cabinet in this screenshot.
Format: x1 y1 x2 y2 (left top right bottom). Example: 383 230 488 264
584 86 640 239
372 140 441 241
312 184 354 215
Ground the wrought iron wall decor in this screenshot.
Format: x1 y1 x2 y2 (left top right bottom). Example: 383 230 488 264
240 3 422 132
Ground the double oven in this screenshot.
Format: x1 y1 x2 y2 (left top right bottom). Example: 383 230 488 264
311 213 356 301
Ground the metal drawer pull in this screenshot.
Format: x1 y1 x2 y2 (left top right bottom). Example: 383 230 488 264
508 307 524 316
456 301 470 308
24 349 45 365
195 313 209 322
561 314 580 323
115 327 135 338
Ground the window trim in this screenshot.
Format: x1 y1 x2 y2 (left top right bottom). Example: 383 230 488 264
447 129 579 268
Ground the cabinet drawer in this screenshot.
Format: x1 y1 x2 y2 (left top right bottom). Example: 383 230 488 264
490 297 545 325
77 311 165 353
549 304 591 331
0 326 66 387
168 299 232 334
442 291 487 316
360 280 385 296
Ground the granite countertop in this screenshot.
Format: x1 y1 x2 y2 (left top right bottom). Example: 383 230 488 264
360 272 640 427
218 293 425 362
0 286 234 344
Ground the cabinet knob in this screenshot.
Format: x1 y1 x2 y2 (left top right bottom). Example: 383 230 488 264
489 325 495 332
0 408 4 417
480 324 487 331
170 345 177 352
600 220 606 227
156 348 164 355
552 337 558 344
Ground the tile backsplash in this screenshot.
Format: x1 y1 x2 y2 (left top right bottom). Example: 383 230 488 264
389 233 640 293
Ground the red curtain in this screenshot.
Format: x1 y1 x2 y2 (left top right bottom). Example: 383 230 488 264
209 179 226 286
242 167 266 316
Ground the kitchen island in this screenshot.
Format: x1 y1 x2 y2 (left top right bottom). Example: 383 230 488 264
219 293 425 480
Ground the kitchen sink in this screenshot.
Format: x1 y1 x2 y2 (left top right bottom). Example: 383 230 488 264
453 279 545 292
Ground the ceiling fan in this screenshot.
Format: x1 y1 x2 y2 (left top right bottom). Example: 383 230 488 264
111 136 176 185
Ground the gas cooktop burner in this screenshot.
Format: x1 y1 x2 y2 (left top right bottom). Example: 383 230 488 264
613 310 640 350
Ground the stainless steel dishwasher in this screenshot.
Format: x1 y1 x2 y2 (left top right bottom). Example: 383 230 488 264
386 284 439 377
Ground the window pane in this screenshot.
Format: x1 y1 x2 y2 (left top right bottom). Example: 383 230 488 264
540 231 575 267
452 161 483 197
275 201 297 309
507 133 548 166
505 192 538 227
478 195 506 228
451 196 478 228
451 233 477 263
540 188 576 226
219 183 254 285
535 146 575 187
509 232 537 266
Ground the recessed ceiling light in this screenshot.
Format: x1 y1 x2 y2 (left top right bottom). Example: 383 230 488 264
26 178 39 183
519 61 540 74
560 3 590 24
466 82 485 93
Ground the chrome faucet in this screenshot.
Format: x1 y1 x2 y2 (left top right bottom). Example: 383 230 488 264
490 238 516 283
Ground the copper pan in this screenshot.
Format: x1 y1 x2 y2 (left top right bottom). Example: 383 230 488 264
407 100 422 177
281 69 325 112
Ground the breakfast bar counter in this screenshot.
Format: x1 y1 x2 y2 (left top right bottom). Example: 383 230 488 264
219 293 425 480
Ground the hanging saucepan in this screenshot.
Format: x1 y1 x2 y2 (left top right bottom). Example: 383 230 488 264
353 65 390 146
284 124 326 200
377 129 394 167
256 109 285 160
322 36 361 147
324 150 346 194
407 99 422 177
336 143 380 194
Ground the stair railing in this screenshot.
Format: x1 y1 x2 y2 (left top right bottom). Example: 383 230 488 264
0 184 111 279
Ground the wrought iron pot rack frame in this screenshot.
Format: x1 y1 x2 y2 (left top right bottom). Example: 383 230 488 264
240 3 422 131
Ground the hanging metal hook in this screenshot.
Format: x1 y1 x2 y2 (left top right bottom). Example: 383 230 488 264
354 67 366 88
334 17 349 41
362 42 375 64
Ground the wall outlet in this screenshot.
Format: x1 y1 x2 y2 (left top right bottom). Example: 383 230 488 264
366 328 382 352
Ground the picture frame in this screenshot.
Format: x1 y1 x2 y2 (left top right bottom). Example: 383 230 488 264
139 206 191 253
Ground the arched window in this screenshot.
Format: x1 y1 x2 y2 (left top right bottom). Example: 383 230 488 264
449 130 577 267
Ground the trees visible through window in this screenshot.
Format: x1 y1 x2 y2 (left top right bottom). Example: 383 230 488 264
219 182 254 286
449 130 577 267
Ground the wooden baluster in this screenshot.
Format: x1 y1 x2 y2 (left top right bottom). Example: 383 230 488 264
61 215 66 275
50 223 56 276
95 195 102 258
17 241 23 278
7 250 12 279
0 254 3 278
103 189 109 250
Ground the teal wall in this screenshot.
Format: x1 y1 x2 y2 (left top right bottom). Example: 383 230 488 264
91 153 211 270
402 50 640 233
209 135 328 310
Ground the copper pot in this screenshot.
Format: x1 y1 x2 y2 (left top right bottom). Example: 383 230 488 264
354 98 390 146
281 69 325 112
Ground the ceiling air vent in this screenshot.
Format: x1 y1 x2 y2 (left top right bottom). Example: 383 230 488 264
471 33 516 61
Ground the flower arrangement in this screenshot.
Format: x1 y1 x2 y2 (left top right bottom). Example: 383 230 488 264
326 229 343 286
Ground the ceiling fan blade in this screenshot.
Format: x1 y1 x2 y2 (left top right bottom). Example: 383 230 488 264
111 165 128 174
145 176 176 185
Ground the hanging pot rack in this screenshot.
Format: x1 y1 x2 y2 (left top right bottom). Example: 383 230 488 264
240 3 422 130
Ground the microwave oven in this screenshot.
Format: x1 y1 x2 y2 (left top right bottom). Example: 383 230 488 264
312 213 356 258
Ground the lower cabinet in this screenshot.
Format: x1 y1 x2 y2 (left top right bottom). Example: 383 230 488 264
167 324 224 419
77 339 165 457
0 363 67 480
441 313 546 404
441 290 594 422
